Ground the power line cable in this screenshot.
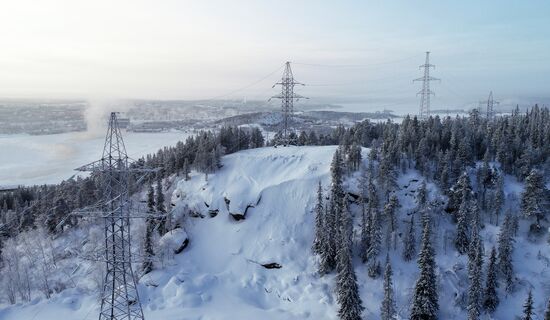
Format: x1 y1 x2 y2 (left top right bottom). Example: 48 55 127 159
203 64 285 101
292 54 421 69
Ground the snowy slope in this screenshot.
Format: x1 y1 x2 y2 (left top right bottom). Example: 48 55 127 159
158 146 342 319
1 146 548 320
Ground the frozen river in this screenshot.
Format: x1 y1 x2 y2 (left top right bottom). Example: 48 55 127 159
0 130 192 186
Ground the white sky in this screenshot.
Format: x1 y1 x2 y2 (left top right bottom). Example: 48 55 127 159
0 0 549 112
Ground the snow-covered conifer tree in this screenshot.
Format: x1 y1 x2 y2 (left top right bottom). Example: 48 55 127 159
336 203 364 320
367 208 382 277
483 247 499 313
156 175 167 235
313 181 324 255
417 180 428 209
410 214 438 320
359 167 371 263
381 254 396 320
521 169 546 226
143 184 156 274
467 229 483 320
493 173 504 225
402 215 416 262
455 200 470 255
384 194 400 233
448 172 472 215
522 290 534 320
497 213 514 292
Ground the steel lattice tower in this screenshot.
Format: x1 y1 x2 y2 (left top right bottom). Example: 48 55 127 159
414 52 440 119
482 91 499 119
76 113 155 320
270 61 306 145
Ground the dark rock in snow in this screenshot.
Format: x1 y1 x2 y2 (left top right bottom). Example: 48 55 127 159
230 213 246 221
189 210 205 218
174 238 189 254
209 209 219 218
244 204 255 216
230 203 255 221
261 262 282 269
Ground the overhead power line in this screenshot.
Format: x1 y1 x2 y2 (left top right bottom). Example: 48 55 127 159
292 54 421 68
204 64 285 101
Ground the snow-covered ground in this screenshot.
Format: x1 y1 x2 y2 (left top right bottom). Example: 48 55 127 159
0 130 193 186
0 146 548 319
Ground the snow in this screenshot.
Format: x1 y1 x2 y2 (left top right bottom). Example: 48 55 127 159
0 130 193 186
162 146 342 319
1 145 549 319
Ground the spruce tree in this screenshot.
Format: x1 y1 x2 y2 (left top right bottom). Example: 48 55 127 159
410 213 438 320
319 205 335 275
402 215 416 262
381 255 396 320
468 213 482 275
359 168 371 263
313 181 324 255
467 228 483 320
367 174 379 210
521 169 546 226
493 173 504 225
449 172 472 215
323 150 345 273
367 208 382 277
384 194 400 233
360 211 371 263
477 149 492 211
497 213 514 292
379 155 397 200
142 184 156 274
483 247 499 313
330 150 345 216
336 203 364 320
156 175 167 235
522 290 534 320
455 200 470 255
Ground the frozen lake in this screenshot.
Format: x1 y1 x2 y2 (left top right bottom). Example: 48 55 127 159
0 130 192 186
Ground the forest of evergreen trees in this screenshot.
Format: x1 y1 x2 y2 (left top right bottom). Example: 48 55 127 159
312 105 549 319
0 106 549 316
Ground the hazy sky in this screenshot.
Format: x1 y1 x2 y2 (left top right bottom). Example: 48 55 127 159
0 0 549 112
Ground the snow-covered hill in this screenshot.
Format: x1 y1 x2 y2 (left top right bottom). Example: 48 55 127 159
1 146 548 319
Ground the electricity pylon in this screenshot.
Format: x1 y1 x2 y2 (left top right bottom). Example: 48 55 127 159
270 61 307 146
76 112 158 320
414 52 440 119
480 91 499 119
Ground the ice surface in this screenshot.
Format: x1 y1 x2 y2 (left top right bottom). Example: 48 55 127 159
0 130 192 186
